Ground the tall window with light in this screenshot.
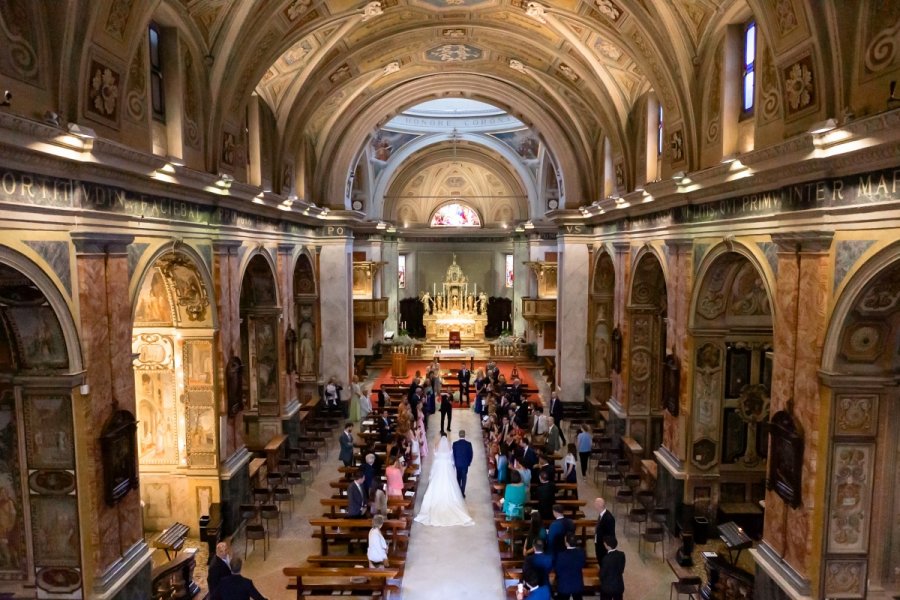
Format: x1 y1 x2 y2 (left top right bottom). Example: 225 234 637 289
742 21 756 115
149 23 165 121
398 255 406 289
657 103 664 156
505 254 514 288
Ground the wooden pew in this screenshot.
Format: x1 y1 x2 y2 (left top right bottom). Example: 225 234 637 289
308 517 408 555
150 522 189 560
320 497 412 518
283 566 400 599
305 554 406 568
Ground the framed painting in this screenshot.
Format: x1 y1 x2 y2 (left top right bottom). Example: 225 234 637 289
100 410 138 506
767 410 804 509
725 345 751 398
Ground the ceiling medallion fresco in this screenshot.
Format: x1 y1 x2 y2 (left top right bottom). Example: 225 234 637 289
425 44 483 62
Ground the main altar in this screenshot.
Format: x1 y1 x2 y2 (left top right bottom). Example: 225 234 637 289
421 255 487 341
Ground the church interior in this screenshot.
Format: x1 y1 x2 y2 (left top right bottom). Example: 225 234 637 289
0 0 898 598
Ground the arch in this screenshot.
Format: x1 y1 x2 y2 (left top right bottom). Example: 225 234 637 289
688 240 776 332
292 249 317 297
821 240 900 374
369 132 542 220
130 241 218 328
238 248 280 308
428 202 483 228
0 245 82 374
627 245 670 309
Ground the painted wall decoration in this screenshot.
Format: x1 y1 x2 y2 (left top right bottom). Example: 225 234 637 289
4 305 68 370
24 396 74 470
430 203 482 227
0 389 27 581
160 256 211 324
134 369 177 465
185 340 213 387
425 44 482 62
134 270 173 325
30 496 79 566
827 443 874 554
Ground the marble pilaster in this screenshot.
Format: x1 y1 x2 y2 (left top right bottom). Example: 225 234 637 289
318 236 354 390
761 232 833 594
611 242 632 408
555 236 590 403
382 237 399 333
277 244 295 411
212 240 242 459
71 232 142 587
663 239 693 463
513 236 529 335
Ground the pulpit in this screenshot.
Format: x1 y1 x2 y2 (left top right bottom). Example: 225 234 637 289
448 331 461 349
391 352 408 378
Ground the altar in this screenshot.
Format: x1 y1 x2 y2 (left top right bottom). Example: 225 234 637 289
421 255 487 341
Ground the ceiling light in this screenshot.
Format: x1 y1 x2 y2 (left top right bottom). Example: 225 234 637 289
67 123 96 139
808 118 837 135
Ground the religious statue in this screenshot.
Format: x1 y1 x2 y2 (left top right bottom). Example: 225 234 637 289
477 291 488 314
421 291 433 314
451 294 460 310
467 294 475 312
285 326 297 374
436 295 444 312
299 331 315 375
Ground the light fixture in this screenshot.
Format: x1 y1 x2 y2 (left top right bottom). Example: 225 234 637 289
515 225 525 233
808 118 837 135
376 221 387 230
721 153 737 164
252 193 265 205
672 170 686 181
633 186 644 193
387 225 397 233
43 111 61 127
524 220 534 230
216 173 234 188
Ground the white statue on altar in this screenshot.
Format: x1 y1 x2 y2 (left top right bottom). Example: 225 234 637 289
477 291 488 314
421 291 433 314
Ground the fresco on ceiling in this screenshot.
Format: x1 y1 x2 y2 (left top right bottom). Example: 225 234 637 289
419 0 490 8
490 130 541 166
425 44 483 62
430 203 482 228
368 130 420 179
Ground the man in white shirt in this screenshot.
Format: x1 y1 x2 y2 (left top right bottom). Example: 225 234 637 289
532 407 550 436
367 514 388 567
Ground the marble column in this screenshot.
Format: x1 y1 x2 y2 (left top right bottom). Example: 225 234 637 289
212 240 242 459
70 232 146 593
369 236 386 344
555 234 590 403
663 239 693 463
318 235 354 391
277 244 295 410
513 236 529 335
382 236 399 333
759 232 833 597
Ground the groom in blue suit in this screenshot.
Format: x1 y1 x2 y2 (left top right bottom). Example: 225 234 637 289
452 430 474 497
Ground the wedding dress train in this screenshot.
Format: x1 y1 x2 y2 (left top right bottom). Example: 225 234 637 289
414 436 474 527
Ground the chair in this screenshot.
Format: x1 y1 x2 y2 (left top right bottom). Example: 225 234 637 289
624 473 642 491
239 503 259 523
285 471 304 496
615 487 634 515
266 472 284 489
615 459 631 476
670 579 701 599
604 472 623 503
628 507 648 536
260 503 281 537
594 457 613 485
641 526 666 558
651 507 670 528
245 523 267 560
253 488 271 505
637 490 656 509
273 487 293 516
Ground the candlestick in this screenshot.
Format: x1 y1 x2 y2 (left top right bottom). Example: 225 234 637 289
474 283 477 295
433 282 436 295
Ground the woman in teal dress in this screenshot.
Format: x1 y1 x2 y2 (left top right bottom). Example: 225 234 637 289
499 470 527 520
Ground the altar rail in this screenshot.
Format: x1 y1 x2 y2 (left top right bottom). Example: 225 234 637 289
489 343 527 358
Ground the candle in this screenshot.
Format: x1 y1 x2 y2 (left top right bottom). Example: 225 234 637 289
433 282 436 295
474 283 477 295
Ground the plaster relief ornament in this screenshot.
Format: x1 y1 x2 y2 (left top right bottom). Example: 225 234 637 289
91 67 119 116
526 2 547 24
559 64 579 83
383 61 400 75
595 0 620 20
785 61 812 110
286 0 312 21
361 2 383 21
509 59 527 74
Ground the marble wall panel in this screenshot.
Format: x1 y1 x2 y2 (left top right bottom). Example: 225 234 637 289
23 240 71 297
556 241 589 403
611 246 631 406
319 240 353 390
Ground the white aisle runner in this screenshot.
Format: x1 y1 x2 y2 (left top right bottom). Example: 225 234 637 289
401 409 505 599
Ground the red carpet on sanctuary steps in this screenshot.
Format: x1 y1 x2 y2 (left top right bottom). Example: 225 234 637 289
368 360 541 408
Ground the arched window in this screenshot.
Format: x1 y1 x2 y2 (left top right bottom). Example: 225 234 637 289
430 203 482 227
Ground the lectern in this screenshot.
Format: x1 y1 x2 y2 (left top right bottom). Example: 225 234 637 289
391 352 407 379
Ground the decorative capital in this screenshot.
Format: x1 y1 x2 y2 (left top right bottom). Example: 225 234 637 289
525 1 547 23
211 239 243 255
771 231 834 254
361 1 383 21
71 232 134 256
509 59 527 74
382 61 400 76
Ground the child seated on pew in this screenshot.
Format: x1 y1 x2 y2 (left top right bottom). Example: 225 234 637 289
367 515 389 568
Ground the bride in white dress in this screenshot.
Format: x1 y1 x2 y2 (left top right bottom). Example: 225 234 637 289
414 434 475 527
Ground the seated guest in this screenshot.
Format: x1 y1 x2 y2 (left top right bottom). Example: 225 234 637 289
370 486 388 516
516 569 551 600
523 510 548 557
211 557 267 600
367 514 389 568
523 537 552 586
554 533 586 600
498 470 527 520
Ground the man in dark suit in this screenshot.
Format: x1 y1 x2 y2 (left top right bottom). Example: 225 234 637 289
548 391 566 444
523 538 553 587
207 542 232 597
375 409 392 444
554 533 586 600
457 363 471 406
547 504 574 563
410 386 424 422
439 391 453 433
520 438 538 481
594 497 616 566
506 378 524 405
212 557 267 600
599 536 626 600
452 430 474 497
534 471 556 520
339 423 355 467
347 471 368 518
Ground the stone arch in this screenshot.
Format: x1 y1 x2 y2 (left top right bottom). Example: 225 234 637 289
624 248 668 453
817 241 900 595
292 251 319 400
588 250 616 401
239 252 281 415
238 248 280 309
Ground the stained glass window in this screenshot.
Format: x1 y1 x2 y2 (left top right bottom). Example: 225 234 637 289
430 203 482 228
657 103 664 156
505 254 514 288
398 254 406 288
743 21 756 113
